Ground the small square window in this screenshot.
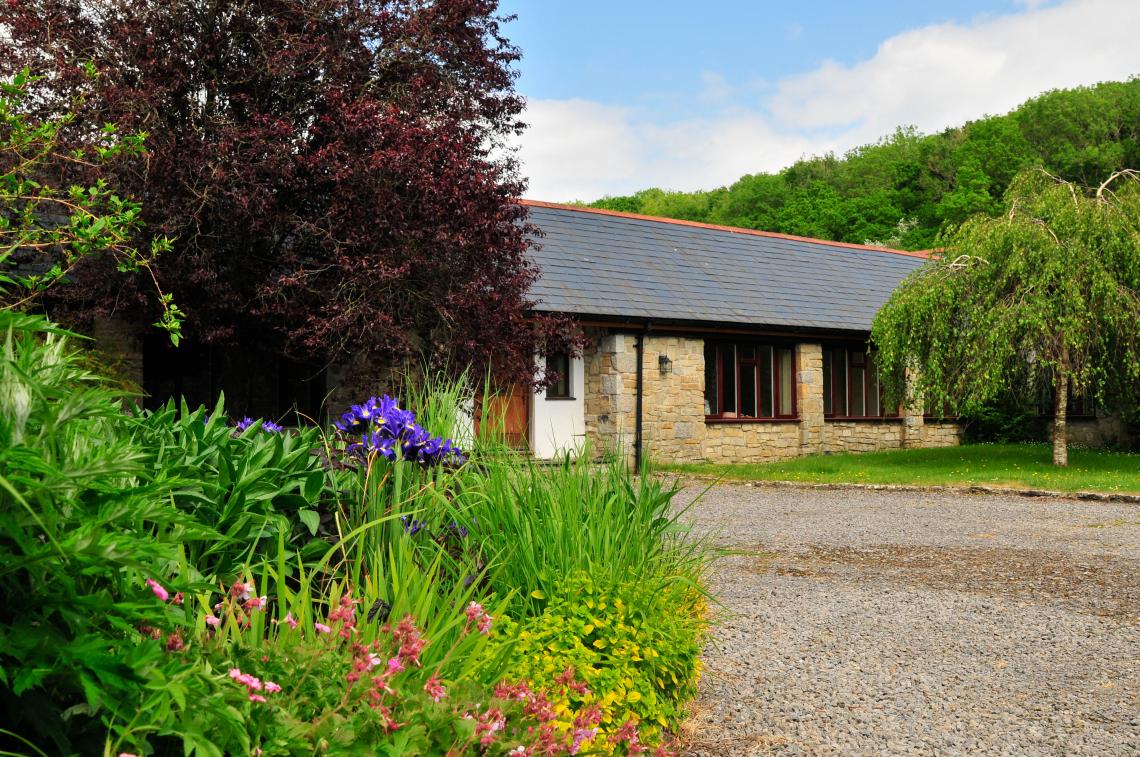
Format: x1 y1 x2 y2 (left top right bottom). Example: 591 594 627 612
546 352 572 399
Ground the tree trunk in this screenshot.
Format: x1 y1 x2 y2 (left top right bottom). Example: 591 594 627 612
1052 372 1069 467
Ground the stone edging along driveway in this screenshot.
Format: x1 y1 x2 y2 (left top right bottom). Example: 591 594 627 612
670 476 1140 504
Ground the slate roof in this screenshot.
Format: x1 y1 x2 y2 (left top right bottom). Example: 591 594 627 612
523 200 930 334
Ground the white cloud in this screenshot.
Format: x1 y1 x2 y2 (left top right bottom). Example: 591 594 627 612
515 0 1140 202
770 0 1140 140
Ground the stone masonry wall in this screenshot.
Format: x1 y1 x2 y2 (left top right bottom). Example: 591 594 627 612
1047 416 1134 449
641 335 706 462
821 419 907 454
582 329 636 463
924 421 965 447
584 331 965 466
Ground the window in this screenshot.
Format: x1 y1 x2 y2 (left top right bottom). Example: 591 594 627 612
823 345 896 419
1038 383 1096 418
546 352 572 399
704 342 796 419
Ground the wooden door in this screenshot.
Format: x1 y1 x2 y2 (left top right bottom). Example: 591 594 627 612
475 384 530 449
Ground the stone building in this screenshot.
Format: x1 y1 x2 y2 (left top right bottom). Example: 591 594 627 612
92 199 1131 460
520 200 963 465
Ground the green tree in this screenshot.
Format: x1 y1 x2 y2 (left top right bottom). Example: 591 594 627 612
872 169 1140 466
0 70 180 341
937 157 994 225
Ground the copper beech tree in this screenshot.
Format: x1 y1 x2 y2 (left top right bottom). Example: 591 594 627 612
872 170 1140 466
0 0 576 385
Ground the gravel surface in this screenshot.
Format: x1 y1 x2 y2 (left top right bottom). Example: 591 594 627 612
674 484 1140 756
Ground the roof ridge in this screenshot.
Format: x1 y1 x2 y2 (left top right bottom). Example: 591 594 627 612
519 199 931 260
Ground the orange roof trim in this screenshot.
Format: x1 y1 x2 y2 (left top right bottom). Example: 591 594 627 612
519 199 932 260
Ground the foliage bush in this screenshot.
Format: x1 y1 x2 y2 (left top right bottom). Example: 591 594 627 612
961 393 1045 444
0 315 712 755
130 400 329 577
0 311 210 753
500 572 707 752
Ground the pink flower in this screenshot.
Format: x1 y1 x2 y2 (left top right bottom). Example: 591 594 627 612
283 612 299 629
366 653 383 670
228 668 243 679
314 622 332 634
236 673 262 690
245 595 267 611
424 675 447 702
231 581 251 600
264 681 282 694
249 694 267 703
205 614 221 627
119 753 141 757
464 601 493 635
508 748 527 757
146 578 169 602
387 656 404 674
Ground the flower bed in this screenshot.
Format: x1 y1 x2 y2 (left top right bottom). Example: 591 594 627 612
0 313 713 756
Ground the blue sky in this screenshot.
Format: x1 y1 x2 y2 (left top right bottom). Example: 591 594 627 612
500 1 1033 118
496 0 1140 201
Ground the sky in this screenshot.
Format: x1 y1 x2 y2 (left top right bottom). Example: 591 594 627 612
496 0 1140 202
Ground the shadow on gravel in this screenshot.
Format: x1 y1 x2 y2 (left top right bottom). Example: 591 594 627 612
752 545 1139 622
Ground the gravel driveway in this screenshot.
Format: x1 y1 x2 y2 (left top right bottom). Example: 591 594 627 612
675 484 1139 756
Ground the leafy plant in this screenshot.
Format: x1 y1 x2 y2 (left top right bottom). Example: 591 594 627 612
0 312 209 753
500 572 708 752
449 452 709 618
130 399 328 577
0 69 180 341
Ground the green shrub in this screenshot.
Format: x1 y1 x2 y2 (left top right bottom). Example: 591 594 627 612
500 571 708 751
0 312 216 753
962 392 1045 443
0 326 710 755
130 399 328 577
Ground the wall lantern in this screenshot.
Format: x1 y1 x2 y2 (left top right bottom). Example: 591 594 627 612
658 354 673 374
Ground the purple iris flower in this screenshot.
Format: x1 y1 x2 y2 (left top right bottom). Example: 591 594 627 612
235 417 257 432
262 420 284 433
334 395 465 466
400 515 425 536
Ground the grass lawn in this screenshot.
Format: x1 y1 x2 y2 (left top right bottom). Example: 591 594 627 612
658 443 1140 495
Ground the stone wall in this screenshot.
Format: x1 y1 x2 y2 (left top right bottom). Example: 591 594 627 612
92 316 145 394
582 330 964 466
702 420 801 463
582 329 637 462
642 335 706 462
924 421 965 447
1047 416 1135 449
821 419 907 454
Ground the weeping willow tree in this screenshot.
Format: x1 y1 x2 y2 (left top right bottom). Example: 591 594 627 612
872 169 1140 466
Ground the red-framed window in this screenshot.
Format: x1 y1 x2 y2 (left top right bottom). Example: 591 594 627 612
822 346 897 419
704 342 797 420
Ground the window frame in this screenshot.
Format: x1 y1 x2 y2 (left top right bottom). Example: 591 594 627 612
545 352 574 400
704 341 798 422
822 344 899 421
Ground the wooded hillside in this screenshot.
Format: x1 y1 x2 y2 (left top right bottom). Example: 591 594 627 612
589 79 1140 250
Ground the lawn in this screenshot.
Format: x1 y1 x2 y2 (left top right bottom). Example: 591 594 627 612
659 443 1140 495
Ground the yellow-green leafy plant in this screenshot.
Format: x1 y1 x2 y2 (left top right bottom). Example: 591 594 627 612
499 572 708 752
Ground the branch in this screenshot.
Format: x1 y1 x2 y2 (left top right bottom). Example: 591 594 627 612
1096 169 1140 200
